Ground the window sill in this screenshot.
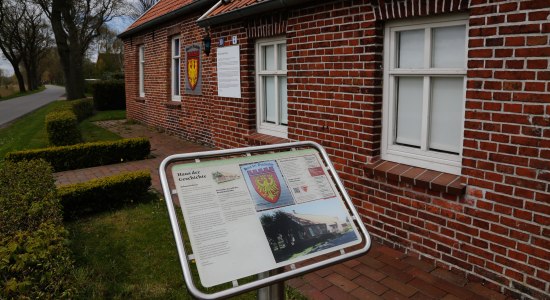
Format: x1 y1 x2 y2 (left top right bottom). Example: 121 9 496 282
365 160 466 196
165 102 181 109
135 97 145 103
247 132 290 146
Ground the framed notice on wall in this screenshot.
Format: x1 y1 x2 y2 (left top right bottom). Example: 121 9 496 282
160 142 371 299
216 45 241 98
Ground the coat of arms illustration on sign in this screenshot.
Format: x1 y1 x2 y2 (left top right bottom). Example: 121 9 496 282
241 160 295 211
185 44 202 95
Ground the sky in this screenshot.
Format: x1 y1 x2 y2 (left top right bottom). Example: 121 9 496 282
0 15 134 77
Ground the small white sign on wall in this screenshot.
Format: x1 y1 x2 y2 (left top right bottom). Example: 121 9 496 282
217 45 241 98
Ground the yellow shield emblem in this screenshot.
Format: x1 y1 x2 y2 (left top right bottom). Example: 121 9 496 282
187 50 199 90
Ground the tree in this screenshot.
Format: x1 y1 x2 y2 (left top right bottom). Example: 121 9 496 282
94 26 124 78
0 0 27 92
34 0 124 99
39 47 64 85
96 26 124 55
127 0 157 20
19 3 52 90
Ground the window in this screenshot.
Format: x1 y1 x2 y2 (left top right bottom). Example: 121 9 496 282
171 36 181 101
382 15 468 175
255 37 287 138
138 45 145 97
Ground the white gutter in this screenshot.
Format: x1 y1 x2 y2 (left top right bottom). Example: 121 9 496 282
198 0 222 24
197 0 317 27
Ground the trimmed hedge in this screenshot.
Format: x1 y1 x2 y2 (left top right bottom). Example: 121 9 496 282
68 98 94 121
45 110 82 146
55 98 95 122
4 138 151 172
0 223 75 298
0 160 61 235
0 160 75 298
92 80 126 110
57 170 151 219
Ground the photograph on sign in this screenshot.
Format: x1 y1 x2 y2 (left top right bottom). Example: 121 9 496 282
259 198 359 263
171 149 362 288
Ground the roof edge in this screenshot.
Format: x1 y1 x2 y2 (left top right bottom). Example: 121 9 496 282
119 0 217 39
197 0 315 27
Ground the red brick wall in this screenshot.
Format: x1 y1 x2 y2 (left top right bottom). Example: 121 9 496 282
284 1 549 298
461 1 549 297
124 13 216 147
123 0 549 298
210 23 257 148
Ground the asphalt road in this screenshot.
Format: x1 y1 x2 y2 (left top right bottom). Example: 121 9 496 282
0 85 65 128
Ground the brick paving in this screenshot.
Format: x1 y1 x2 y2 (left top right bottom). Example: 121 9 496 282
54 121 509 300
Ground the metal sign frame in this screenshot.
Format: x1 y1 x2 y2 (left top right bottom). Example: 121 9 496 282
160 141 371 299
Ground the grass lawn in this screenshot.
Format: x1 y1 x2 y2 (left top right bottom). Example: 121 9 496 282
78 110 126 142
67 195 258 299
67 194 307 300
0 101 65 159
0 102 124 161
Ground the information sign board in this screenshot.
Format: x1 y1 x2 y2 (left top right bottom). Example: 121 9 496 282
160 142 371 299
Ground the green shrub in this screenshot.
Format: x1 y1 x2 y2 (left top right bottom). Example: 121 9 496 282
57 170 151 219
5 138 151 172
92 80 126 110
84 79 98 94
0 160 75 299
0 160 61 236
46 110 82 146
54 98 95 122
0 223 75 299
68 98 95 121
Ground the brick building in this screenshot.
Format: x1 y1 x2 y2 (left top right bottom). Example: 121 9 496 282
119 0 549 298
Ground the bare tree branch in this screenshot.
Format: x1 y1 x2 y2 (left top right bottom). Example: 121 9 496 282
127 0 157 20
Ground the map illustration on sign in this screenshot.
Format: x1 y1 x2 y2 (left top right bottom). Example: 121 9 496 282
241 161 295 211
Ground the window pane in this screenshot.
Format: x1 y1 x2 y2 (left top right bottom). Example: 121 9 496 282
395 77 423 147
432 25 466 68
173 38 180 57
397 29 424 68
429 77 463 153
139 46 145 96
279 76 287 125
263 76 276 123
174 58 180 96
262 45 275 71
278 44 286 70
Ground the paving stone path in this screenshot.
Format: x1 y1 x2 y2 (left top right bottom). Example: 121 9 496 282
54 120 508 300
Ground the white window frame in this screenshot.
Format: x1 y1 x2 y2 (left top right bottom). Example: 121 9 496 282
382 14 468 175
171 36 181 101
138 45 145 97
255 36 287 138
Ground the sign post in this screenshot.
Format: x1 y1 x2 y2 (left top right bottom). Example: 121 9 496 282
160 141 371 299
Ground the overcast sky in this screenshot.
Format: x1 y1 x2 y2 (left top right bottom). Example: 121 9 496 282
0 16 133 77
